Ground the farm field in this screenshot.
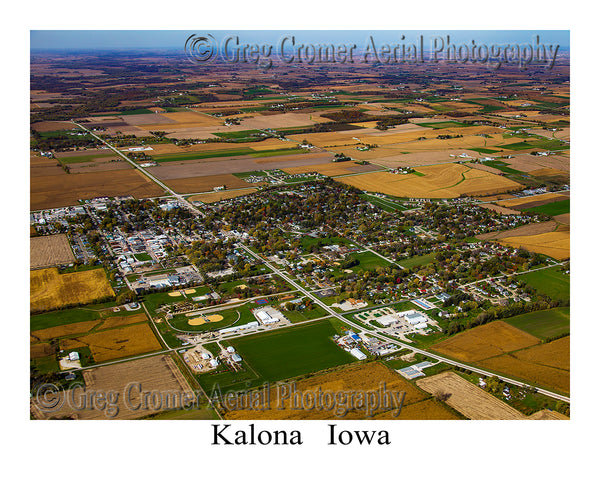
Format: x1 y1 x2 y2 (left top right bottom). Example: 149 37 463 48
223 362 456 420
336 163 521 198
478 337 570 394
517 266 570 302
188 188 258 203
416 372 526 420
161 174 257 194
283 162 383 176
30 267 115 313
30 234 75 268
524 199 570 216
229 319 356 383
31 355 194 419
504 307 570 340
497 192 569 209
431 321 540 363
30 169 165 210
499 228 570 260
60 322 162 362
477 220 558 240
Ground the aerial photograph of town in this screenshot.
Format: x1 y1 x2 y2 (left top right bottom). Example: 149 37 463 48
28 28 574 426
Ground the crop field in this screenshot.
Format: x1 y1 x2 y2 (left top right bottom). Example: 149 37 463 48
60 322 162 362
31 319 100 342
31 355 194 420
161 174 256 194
504 307 570 340
477 220 558 241
30 267 115 313
517 266 570 302
500 228 570 260
416 372 526 420
188 188 258 203
30 169 165 210
229 320 356 383
336 163 521 198
30 342 55 359
30 234 75 268
497 192 569 209
478 338 570 394
224 362 447 420
524 199 570 216
432 321 540 363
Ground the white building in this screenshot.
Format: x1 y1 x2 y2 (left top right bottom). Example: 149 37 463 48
350 348 367 360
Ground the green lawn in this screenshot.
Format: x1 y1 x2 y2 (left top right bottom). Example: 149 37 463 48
230 319 355 382
134 252 152 261
349 251 393 271
518 266 570 302
397 252 437 269
523 199 570 216
504 307 570 340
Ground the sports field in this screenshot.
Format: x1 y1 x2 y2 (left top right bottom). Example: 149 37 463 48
230 319 355 382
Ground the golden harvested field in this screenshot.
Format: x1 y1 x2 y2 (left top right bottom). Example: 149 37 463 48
336 163 520 198
31 320 100 342
189 188 258 203
432 321 540 363
240 112 318 129
512 336 570 370
498 192 568 209
163 174 254 194
134 111 222 130
500 229 570 260
31 355 194 419
375 398 460 420
477 221 558 241
30 268 115 313
225 362 430 420
528 409 569 420
31 169 165 210
60 323 162 363
416 372 526 420
30 234 75 269
288 131 365 148
283 162 378 177
479 203 522 215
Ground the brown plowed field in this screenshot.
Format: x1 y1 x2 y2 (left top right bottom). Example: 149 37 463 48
31 355 194 419
497 192 568 209
162 174 256 194
477 221 557 240
30 169 165 210
30 234 75 269
431 321 540 363
416 372 526 420
189 188 258 203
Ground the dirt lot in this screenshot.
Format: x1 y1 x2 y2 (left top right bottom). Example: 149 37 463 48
336 163 520 198
189 188 258 203
432 321 540 363
224 362 443 420
31 355 194 419
30 234 75 269
60 322 162 363
30 169 165 210
416 372 526 420
30 267 115 313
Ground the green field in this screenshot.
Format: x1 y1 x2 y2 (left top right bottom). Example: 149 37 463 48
349 251 393 271
213 129 263 139
359 194 407 212
152 148 255 162
230 319 355 382
518 266 570 302
169 304 258 332
484 160 526 175
31 307 101 331
397 252 437 269
416 121 468 129
523 199 570 216
500 138 569 151
134 252 152 261
504 307 570 340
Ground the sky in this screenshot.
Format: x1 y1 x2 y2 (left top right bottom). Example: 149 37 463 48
30 30 569 51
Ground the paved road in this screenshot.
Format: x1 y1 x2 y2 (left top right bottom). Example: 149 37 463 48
239 244 570 404
72 122 204 217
